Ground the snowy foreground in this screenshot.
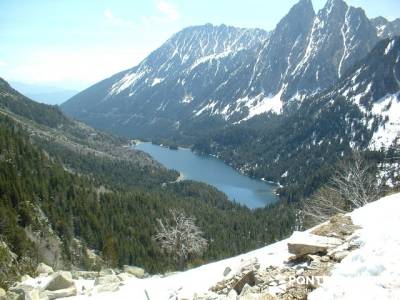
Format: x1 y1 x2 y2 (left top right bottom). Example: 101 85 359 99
53 194 400 299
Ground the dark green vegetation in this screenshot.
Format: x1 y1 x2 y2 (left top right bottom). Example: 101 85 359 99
0 78 297 288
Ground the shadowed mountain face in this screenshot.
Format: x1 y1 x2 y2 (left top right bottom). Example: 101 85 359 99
61 0 400 139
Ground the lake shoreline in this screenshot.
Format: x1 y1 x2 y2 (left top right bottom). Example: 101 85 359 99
134 142 278 209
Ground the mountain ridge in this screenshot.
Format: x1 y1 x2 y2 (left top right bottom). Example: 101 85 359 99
61 0 400 139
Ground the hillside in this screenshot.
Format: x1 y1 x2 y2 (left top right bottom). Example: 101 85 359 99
7 193 400 299
0 77 298 289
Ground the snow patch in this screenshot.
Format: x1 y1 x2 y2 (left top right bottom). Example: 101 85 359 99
369 93 400 150
110 71 146 95
385 39 396 55
151 77 164 87
240 90 283 121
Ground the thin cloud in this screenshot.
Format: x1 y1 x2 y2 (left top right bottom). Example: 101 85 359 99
0 60 7 67
104 9 135 29
143 0 180 25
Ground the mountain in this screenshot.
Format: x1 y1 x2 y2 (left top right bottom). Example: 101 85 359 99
371 16 400 39
10 81 78 105
192 37 400 200
61 0 393 139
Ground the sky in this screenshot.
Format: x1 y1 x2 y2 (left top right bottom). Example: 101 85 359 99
1 0 399 91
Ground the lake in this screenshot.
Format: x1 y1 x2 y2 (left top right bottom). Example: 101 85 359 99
135 142 278 209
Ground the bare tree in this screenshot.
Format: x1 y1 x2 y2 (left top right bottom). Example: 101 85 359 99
302 187 347 226
329 153 383 209
303 153 384 226
154 210 208 270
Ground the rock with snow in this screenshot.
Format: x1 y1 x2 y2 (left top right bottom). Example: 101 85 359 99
287 232 343 257
44 271 75 291
36 262 54 275
40 286 77 299
223 267 232 277
0 288 5 300
9 284 40 300
123 265 145 278
99 268 115 276
94 275 122 286
233 271 256 295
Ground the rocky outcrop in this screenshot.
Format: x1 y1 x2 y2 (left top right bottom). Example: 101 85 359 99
207 213 362 300
287 232 343 258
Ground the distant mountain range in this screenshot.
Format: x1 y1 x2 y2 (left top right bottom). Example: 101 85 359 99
10 81 78 105
61 0 400 139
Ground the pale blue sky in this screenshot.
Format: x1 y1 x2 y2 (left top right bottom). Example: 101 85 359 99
1 0 399 90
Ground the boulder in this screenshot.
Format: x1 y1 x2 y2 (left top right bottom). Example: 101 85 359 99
21 275 33 282
330 250 350 262
223 267 232 277
117 272 134 282
287 232 343 257
72 271 99 280
94 275 122 286
123 265 145 278
233 271 256 295
9 284 40 300
0 288 6 300
40 286 77 300
36 263 54 275
99 269 115 276
44 271 75 291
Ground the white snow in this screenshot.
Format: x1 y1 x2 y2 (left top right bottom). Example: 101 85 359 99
109 71 146 95
309 193 400 300
385 39 396 55
239 90 283 121
151 77 164 87
369 93 400 150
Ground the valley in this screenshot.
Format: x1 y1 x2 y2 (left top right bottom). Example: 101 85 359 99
1 0 400 299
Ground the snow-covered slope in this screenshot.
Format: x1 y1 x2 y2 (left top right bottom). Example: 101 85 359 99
55 193 400 300
61 0 390 138
309 193 400 300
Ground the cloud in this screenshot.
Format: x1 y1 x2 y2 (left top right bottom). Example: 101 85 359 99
143 0 180 25
104 9 135 29
0 60 7 67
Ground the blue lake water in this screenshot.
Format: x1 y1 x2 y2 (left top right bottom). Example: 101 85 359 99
135 142 278 209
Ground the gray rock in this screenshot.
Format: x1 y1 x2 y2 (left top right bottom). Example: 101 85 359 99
233 271 255 295
94 275 122 286
40 286 77 300
21 275 34 282
0 288 6 300
36 263 54 275
99 269 115 276
287 232 343 257
123 265 145 278
44 271 75 291
223 267 232 277
72 271 99 280
9 284 40 300
331 250 350 262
